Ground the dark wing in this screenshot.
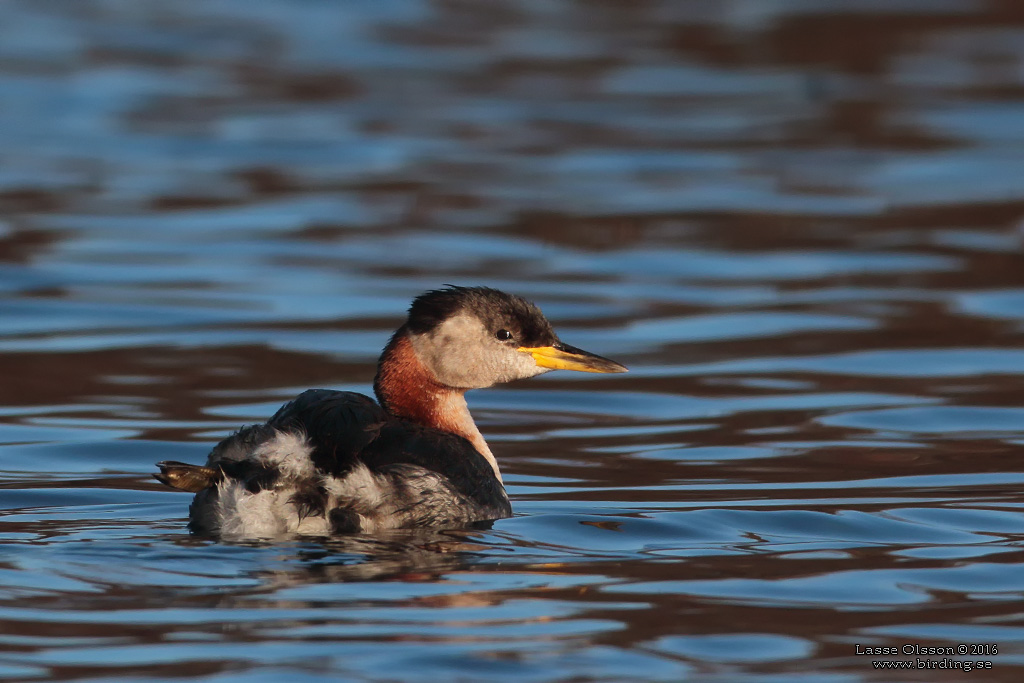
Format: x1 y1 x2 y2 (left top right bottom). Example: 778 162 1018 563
359 421 511 519
266 389 388 476
267 389 509 518
193 388 509 523
196 390 385 494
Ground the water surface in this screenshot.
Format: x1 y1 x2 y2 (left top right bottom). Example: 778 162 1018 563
2 1 1024 681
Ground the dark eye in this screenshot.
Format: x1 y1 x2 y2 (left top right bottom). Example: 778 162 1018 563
495 329 513 341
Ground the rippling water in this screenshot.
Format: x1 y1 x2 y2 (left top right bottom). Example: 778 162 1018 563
3 1 1024 681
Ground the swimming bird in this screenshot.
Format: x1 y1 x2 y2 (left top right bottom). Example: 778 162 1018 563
154 286 627 537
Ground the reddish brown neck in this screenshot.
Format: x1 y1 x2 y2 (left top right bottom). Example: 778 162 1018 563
374 334 450 425
373 332 500 481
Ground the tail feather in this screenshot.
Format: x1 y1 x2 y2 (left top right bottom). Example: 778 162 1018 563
154 461 221 493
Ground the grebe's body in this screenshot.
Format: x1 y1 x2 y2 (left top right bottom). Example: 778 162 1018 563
155 287 626 538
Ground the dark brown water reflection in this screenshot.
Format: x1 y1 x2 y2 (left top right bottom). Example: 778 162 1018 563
2 1 1024 681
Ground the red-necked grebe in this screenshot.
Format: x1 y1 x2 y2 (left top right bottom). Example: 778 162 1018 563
155 286 627 537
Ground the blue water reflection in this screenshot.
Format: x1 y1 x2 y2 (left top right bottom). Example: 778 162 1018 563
2 0 1024 681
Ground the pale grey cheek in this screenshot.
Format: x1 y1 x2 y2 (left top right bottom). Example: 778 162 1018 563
439 354 489 388
528 364 552 378
409 314 550 388
425 346 493 388
428 346 539 388
504 351 548 381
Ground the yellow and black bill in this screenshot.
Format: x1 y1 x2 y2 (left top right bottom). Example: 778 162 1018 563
518 341 628 374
